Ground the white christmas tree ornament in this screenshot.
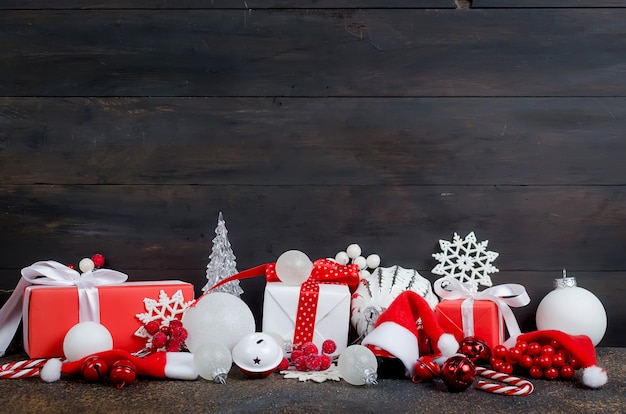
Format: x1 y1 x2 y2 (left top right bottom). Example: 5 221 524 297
202 212 243 296
431 231 499 291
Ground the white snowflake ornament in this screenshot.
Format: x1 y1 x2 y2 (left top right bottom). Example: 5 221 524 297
134 289 194 339
280 364 342 383
431 231 499 291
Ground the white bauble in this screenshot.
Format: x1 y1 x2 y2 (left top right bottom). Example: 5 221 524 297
536 274 607 346
183 292 256 353
275 250 313 286
63 321 113 361
337 345 378 386
193 342 233 383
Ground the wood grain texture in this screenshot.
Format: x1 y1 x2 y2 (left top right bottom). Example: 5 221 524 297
2 97 625 185
1 9 625 97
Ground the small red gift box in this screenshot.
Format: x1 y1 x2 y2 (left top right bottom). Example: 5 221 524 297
23 281 194 358
435 299 503 350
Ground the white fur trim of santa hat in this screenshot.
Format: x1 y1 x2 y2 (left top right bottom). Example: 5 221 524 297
40 358 63 382
362 291 458 376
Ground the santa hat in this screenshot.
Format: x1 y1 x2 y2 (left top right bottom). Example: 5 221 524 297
515 330 607 389
361 290 458 377
40 349 198 382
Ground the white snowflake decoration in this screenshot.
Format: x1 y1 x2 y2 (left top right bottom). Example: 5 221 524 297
431 231 499 291
280 363 342 383
134 289 194 339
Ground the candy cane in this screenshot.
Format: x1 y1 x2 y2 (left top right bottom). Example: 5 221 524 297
0 358 49 379
475 366 534 396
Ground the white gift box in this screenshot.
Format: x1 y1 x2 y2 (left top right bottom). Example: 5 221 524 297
262 282 350 355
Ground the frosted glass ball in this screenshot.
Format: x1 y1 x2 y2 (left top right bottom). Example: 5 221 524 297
78 258 95 273
337 345 378 386
275 250 313 286
366 254 381 269
334 251 350 266
63 321 113 361
346 244 362 260
193 342 233 383
182 292 256 353
536 280 607 346
353 256 367 270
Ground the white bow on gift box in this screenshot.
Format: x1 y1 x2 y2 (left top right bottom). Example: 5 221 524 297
0 260 128 356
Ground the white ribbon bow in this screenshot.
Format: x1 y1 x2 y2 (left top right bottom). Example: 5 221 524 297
434 276 530 341
0 260 128 356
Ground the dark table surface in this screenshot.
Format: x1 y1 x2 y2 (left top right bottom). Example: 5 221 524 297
0 347 624 414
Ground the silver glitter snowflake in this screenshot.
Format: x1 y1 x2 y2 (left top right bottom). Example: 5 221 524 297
431 231 499 291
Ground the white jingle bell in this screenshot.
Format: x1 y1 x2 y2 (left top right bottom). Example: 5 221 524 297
232 332 283 379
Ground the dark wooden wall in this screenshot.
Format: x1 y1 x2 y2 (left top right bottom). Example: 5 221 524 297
1 1 625 346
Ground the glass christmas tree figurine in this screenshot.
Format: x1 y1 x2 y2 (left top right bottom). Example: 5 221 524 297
201 212 243 297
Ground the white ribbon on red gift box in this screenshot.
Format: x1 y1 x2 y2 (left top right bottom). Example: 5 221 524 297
433 276 530 342
0 260 128 356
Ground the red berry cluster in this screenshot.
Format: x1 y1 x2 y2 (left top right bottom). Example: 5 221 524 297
490 340 579 380
278 340 337 372
144 319 188 352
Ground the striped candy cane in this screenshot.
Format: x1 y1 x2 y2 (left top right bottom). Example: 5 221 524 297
0 358 49 379
475 366 534 396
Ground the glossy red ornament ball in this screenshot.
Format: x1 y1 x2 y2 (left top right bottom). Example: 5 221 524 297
411 356 441 383
536 354 553 369
492 344 508 360
551 353 566 369
109 360 136 389
507 347 523 362
441 355 476 392
528 365 543 379
499 361 514 375
527 342 542 356
81 356 108 382
560 365 576 380
544 367 559 380
515 340 529 354
518 354 534 369
541 345 555 357
459 336 491 364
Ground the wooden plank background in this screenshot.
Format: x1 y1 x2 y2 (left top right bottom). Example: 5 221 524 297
1 2 625 346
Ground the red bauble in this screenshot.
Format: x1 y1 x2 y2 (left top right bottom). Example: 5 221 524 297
527 342 542 356
411 356 441 383
441 355 475 392
109 360 136 389
536 354 553 369
569 356 582 370
551 353 566 369
507 347 523 362
459 337 491 364
492 345 508 360
518 355 534 369
560 365 576 380
81 356 108 382
544 367 559 380
541 345 555 357
515 340 529 354
91 254 105 268
528 365 543 379
499 361 514 375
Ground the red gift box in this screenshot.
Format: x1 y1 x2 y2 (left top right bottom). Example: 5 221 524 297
23 281 194 358
435 299 504 350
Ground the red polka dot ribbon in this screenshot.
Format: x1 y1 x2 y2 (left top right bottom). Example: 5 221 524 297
267 259 359 349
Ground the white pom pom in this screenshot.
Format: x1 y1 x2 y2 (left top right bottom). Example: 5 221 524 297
40 358 63 382
79 258 95 273
437 334 459 358
359 269 371 279
582 365 608 388
366 254 381 269
354 256 367 270
346 244 361 259
334 251 350 266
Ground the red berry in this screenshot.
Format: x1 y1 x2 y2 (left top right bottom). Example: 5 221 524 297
556 349 570 360
515 341 529 354
549 339 561 351
492 345 508 360
528 365 543 379
152 332 168 348
560 365 576 380
527 342 542 356
305 354 322 371
518 354 534 369
91 254 105 268
499 362 514 375
160 325 171 335
507 347 523 362
537 354 553 369
294 356 308 371
551 353 566 369
171 326 188 341
145 321 161 335
322 339 337 355
277 357 290 371
67 263 75 270
165 339 182 352
541 345 555 357
491 360 504 372
319 354 332 371
301 342 318 356
544 367 559 380
169 320 183 330
290 350 303 362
